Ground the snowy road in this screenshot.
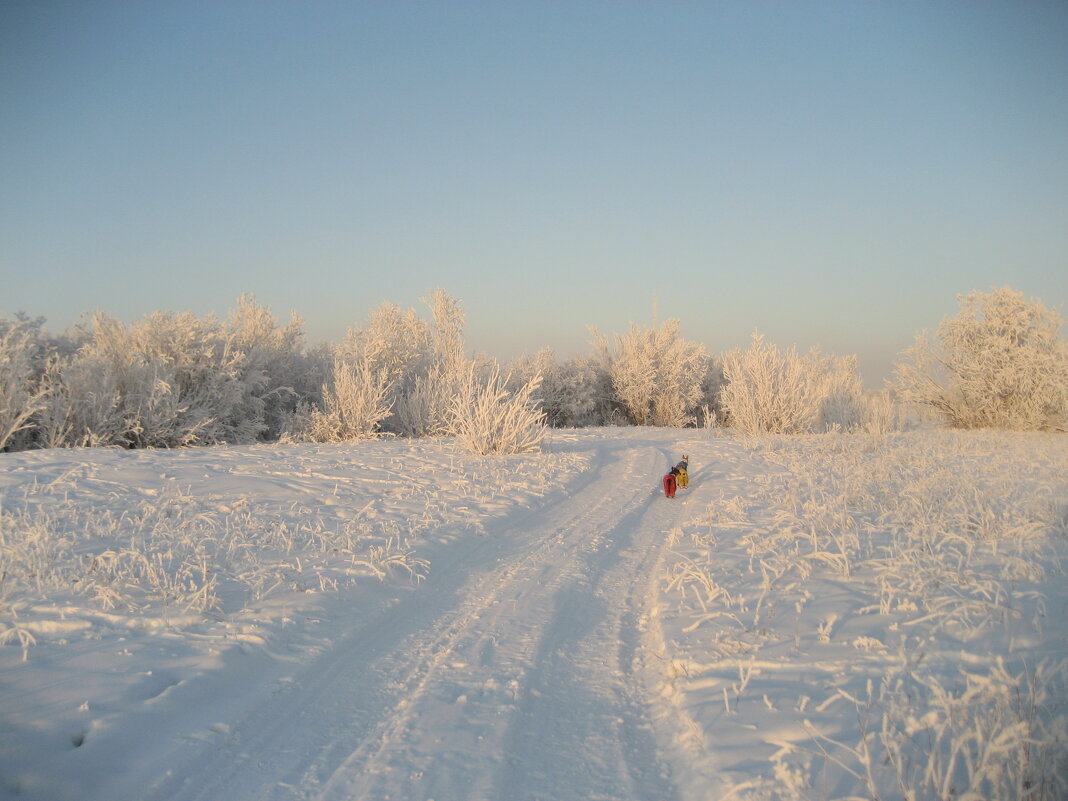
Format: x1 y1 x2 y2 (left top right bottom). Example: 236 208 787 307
102 434 693 801
7 430 1065 800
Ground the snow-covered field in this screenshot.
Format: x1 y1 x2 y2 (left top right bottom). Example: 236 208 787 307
1 428 1065 800
656 431 1068 800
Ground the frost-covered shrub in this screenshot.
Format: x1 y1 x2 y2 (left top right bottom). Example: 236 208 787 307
27 300 316 449
697 360 727 427
863 390 907 437
42 314 232 448
507 348 613 428
591 319 710 427
426 290 466 372
392 368 442 438
557 355 616 427
877 660 1068 801
324 291 473 440
450 364 546 455
815 354 866 430
421 289 470 434
43 312 250 447
129 311 255 443
894 287 1068 431
0 315 48 451
720 333 866 435
720 334 810 434
338 301 432 434
339 302 432 382
224 295 316 440
37 353 134 448
360 290 470 438
308 359 394 442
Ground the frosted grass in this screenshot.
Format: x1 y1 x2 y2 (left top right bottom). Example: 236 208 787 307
0 441 587 660
658 429 1068 800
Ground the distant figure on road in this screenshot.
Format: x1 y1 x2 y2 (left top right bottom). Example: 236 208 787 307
663 466 678 498
675 455 689 489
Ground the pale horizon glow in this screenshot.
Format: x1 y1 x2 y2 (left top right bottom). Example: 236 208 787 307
2 1 1066 387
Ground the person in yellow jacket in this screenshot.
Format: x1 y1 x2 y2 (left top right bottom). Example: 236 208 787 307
674 456 689 489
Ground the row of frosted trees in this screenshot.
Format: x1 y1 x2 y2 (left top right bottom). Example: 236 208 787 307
0 291 550 455
2 287 1066 455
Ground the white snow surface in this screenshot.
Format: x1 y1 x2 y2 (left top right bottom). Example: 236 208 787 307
1 428 1066 801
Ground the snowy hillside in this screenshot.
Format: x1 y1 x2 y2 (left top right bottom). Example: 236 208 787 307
1 429 1065 800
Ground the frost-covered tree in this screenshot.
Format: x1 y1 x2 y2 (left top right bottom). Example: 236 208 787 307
696 360 726 428
224 295 314 440
36 310 261 448
591 320 709 427
893 287 1068 431
301 290 472 441
393 290 469 437
720 334 814 435
815 353 867 431
38 351 141 448
720 333 866 435
506 348 612 428
554 355 615 427
863 389 906 436
339 301 432 435
450 364 546 454
30 300 324 448
308 359 393 442
122 311 254 445
0 315 49 451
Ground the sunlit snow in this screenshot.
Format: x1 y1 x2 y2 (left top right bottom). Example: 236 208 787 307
1 428 1065 800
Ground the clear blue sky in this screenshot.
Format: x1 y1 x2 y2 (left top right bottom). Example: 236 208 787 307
2 1 1066 384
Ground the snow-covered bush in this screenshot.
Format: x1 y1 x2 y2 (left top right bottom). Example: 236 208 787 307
392 369 441 439
36 352 135 448
875 660 1068 801
374 290 468 438
698 360 727 428
815 354 866 430
450 364 546 455
422 289 470 434
591 319 710 427
863 390 906 437
507 348 613 428
24 300 317 449
426 290 467 373
308 359 394 442
132 311 259 443
720 333 866 434
894 286 1068 431
338 301 432 434
319 291 474 441
556 355 616 427
39 312 250 448
0 315 48 451
224 295 316 440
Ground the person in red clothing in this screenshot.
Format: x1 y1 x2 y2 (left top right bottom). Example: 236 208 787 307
663 466 678 498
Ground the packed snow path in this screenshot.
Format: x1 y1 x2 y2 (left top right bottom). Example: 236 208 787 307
110 435 693 801
8 431 1066 800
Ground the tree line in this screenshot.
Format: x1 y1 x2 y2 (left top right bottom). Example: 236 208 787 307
2 286 1065 455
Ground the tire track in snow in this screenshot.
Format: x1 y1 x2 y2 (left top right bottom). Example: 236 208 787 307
132 437 687 801
316 439 681 801
494 444 684 801
133 456 610 801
